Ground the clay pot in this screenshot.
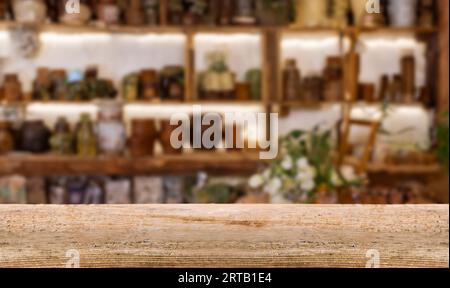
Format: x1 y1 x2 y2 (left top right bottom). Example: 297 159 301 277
130 119 156 157
3 74 22 102
126 0 145 26
97 0 120 25
235 82 251 101
20 120 51 153
159 120 182 155
359 83 376 103
0 121 14 155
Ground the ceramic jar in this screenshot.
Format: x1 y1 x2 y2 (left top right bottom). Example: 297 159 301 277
233 0 256 25
33 67 51 101
140 69 158 100
20 120 51 153
13 0 47 24
283 59 301 101
59 0 92 26
235 82 251 101
3 74 22 102
105 178 131 204
76 113 97 156
126 0 145 26
388 0 418 27
50 117 73 155
295 0 327 27
255 0 290 26
159 120 182 155
0 121 14 155
97 103 126 155
97 0 120 25
130 119 156 157
134 176 164 204
159 66 184 101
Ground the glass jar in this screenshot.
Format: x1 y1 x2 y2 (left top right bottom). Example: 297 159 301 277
97 103 126 155
13 0 47 24
76 113 97 157
50 117 74 155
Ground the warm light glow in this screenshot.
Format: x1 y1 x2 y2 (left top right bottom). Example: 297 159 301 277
194 33 261 45
40 32 113 43
359 34 420 50
124 103 265 119
282 34 340 50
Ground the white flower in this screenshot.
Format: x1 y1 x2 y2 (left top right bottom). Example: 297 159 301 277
296 166 316 182
340 165 357 182
262 168 271 180
331 169 343 187
301 180 315 192
296 157 309 169
264 177 282 196
248 174 264 189
281 156 293 170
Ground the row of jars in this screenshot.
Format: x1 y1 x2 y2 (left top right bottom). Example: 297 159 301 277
0 0 293 26
283 57 344 102
0 0 160 26
0 106 182 156
0 65 184 103
0 0 438 28
0 102 248 156
294 0 436 28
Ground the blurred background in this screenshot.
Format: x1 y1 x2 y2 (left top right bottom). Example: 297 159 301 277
0 0 448 205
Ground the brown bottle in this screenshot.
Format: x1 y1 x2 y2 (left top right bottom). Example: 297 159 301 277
283 59 301 101
0 121 14 155
130 119 156 157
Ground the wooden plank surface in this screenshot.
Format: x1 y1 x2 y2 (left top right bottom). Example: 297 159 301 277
0 205 448 268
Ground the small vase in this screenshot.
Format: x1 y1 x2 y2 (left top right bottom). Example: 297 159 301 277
13 0 47 24
295 0 327 27
20 120 51 153
388 0 418 27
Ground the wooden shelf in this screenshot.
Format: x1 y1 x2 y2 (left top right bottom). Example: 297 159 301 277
367 163 442 175
0 152 262 176
0 21 439 36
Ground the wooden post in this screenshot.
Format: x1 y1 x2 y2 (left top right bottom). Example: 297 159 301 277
438 0 449 113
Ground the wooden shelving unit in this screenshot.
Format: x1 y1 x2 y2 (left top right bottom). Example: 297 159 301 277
0 0 447 177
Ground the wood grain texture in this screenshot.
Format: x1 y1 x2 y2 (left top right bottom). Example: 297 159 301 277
0 205 448 268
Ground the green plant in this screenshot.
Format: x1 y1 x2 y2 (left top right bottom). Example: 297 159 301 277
436 112 449 169
248 128 364 203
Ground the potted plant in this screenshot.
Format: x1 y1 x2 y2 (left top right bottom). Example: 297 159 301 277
248 128 365 204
